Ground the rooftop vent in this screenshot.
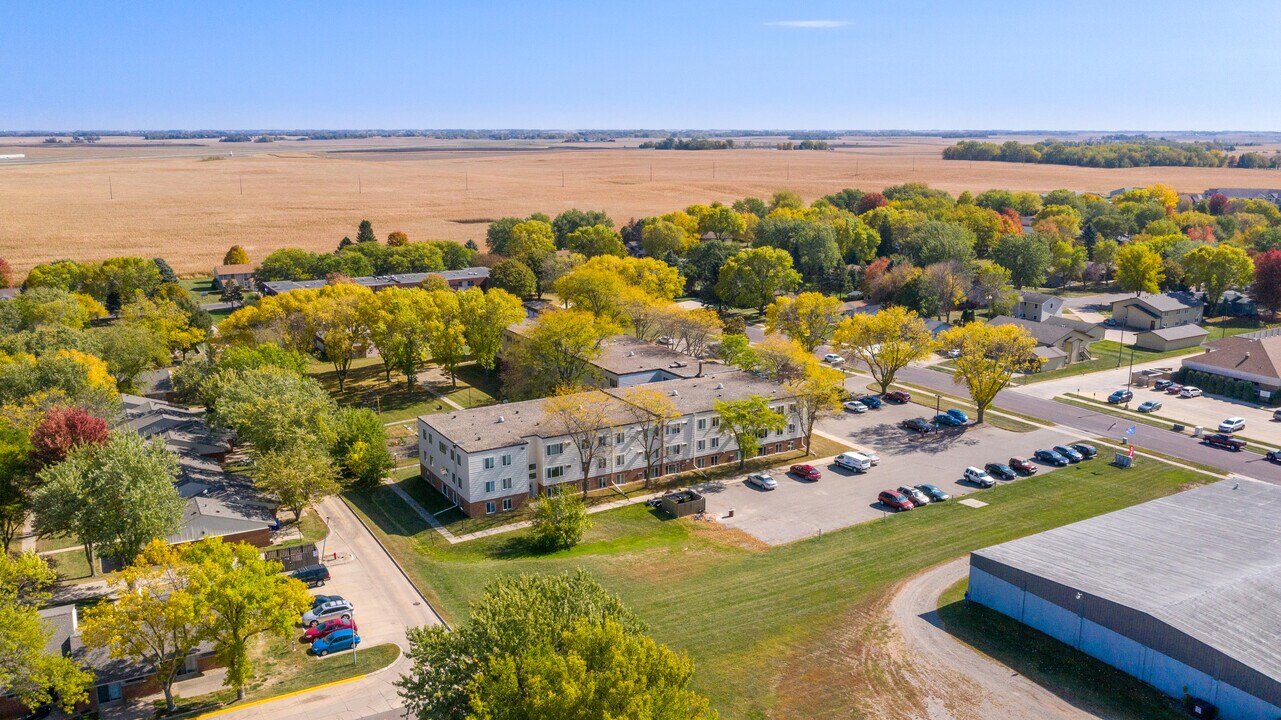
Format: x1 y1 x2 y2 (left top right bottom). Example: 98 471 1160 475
497 416 505 423
628 351 636 357
669 389 679 397
715 383 724 390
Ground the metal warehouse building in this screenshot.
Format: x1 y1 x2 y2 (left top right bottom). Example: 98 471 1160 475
968 479 1281 720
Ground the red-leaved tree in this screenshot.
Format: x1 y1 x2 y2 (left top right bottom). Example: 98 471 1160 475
0 257 11 289
29 407 110 470
1251 250 1281 319
1208 193 1229 216
855 192 888 214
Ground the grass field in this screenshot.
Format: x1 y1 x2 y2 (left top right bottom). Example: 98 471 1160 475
1019 340 1201 383
345 454 1206 719
6 134 1281 276
937 580 1184 719
309 356 499 423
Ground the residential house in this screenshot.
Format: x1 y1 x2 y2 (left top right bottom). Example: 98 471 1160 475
212 264 256 290
1014 292 1063 322
1180 332 1281 399
0 288 18 301
260 266 490 296
923 318 953 338
417 371 803 517
1202 187 1281 205
1111 292 1204 330
1134 324 1209 352
1204 289 1257 317
989 315 1097 372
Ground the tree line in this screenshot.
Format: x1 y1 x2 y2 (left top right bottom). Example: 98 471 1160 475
943 137 1240 168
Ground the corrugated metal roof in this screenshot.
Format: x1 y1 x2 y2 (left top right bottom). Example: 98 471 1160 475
974 479 1281 687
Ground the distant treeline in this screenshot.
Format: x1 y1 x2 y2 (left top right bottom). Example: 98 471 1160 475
639 137 737 150
943 136 1281 169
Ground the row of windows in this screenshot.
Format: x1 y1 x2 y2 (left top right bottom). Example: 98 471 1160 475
484 498 515 514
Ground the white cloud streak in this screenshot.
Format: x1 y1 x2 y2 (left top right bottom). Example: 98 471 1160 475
763 20 849 28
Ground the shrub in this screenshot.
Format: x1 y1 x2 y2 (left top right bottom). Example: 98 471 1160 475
529 490 592 550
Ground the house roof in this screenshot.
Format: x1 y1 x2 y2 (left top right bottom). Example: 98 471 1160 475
1042 316 1099 335
1113 291 1203 313
1184 334 1281 380
591 336 701 379
1018 291 1058 304
1033 345 1068 360
989 315 1075 347
213 264 256 275
262 266 490 294
1141 325 1210 342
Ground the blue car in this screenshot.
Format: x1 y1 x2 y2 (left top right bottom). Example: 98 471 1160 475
934 413 964 427
311 628 361 656
1034 449 1069 467
858 394 882 409
945 408 969 424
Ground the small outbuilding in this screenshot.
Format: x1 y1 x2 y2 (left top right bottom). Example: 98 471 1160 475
1133 324 1209 352
660 489 706 518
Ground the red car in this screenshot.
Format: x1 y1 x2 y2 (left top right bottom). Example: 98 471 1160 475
789 464 821 481
1009 457 1038 475
1165 383 1184 395
303 617 357 642
884 391 911 403
878 490 914 511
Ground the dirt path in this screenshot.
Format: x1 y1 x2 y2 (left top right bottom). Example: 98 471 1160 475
889 558 1105 720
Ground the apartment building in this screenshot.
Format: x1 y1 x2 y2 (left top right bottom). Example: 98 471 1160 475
416 371 802 517
260 266 490 296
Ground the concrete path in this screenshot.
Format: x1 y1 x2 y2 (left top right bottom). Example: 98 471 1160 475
889 559 1104 720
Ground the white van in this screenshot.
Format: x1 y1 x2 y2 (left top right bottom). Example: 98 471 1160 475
833 452 872 473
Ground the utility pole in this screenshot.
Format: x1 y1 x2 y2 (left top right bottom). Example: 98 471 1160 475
108 176 113 200
465 172 468 191
561 170 565 188
239 174 243 195
649 164 653 182
712 161 716 179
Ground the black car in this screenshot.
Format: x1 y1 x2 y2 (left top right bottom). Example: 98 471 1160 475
1107 389 1134 404
1053 445 1084 463
291 564 331 587
1034 449 1069 467
1070 443 1097 459
1153 379 1173 391
900 418 933 434
311 594 345 609
985 462 1016 480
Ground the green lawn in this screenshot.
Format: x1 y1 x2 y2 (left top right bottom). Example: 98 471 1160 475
275 508 331 550
1021 340 1201 384
310 357 497 423
36 533 81 553
180 276 219 298
937 579 1184 719
1058 394 1280 454
346 455 1207 719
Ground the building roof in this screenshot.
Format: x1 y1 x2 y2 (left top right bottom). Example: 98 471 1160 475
1184 334 1281 380
989 315 1075 347
0 288 19 301
591 336 701 379
1042 315 1099 335
212 264 255 275
1113 291 1203 313
423 371 791 453
1141 324 1210 341
1018 291 1058 304
1204 187 1281 200
262 266 490 294
1032 345 1067 360
973 479 1281 691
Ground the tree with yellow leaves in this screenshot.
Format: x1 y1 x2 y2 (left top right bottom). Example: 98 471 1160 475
306 283 371 391
765 292 844 352
785 364 844 453
936 322 1040 423
1115 243 1165 295
458 287 525 373
544 388 618 498
832 307 933 393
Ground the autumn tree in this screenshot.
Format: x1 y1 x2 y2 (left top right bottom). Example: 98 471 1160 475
1092 238 1119 279
697 205 747 240
458 287 525 372
81 540 206 712
1115 243 1166 295
182 539 311 700
764 292 843 352
28 405 108 470
529 490 592 550
1184 244 1254 315
785 365 843 454
0 257 12 289
544 389 617 498
1251 249 1281 318
753 335 817 383
715 247 802 312
307 283 371 391
252 444 341 521
0 552 92 715
714 396 786 468
223 245 250 265
424 290 468 387
508 220 558 295
387 230 410 247
936 322 1040 423
832 307 933 393
641 220 691 259
923 261 972 320
617 386 679 488
502 310 619 399
359 287 436 387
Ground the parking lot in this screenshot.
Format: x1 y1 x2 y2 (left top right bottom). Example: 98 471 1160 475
692 400 1073 545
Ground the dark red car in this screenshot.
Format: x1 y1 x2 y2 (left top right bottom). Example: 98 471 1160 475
303 617 357 642
1203 433 1246 451
789 464 821 481
1009 457 1038 475
884 391 912 403
878 490 914 511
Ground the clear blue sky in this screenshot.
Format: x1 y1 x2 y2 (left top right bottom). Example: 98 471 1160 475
3 0 1278 131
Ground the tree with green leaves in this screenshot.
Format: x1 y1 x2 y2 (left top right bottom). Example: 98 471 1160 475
785 365 843 454
564 224 626 258
641 220 691 259
182 539 312 700
1184 244 1254 315
0 552 92 715
359 287 436 387
0 419 32 552
697 205 746 240
552 209 613 248
502 310 619 399
98 321 170 390
714 396 787 468
529 489 592 550
32 431 183 573
332 407 393 489
489 258 537 298
901 220 976 266
991 232 1053 289
357 219 377 243
206 367 338 452
715 247 802 312
508 220 558 295
459 287 525 373
253 444 341 521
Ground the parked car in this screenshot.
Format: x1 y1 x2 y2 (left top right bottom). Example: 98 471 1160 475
945 348 961 359
789 464 821 481
311 628 361 656
822 353 844 365
877 490 914 511
311 594 344 609
1203 433 1246 451
1267 449 1281 463
1034 449 1069 467
290 564 330 587
1104 318 1118 327
858 394 882 409
934 413 964 427
1165 383 1184 395
1218 417 1246 433
963 466 995 487
914 484 950 502
860 450 881 466
656 336 674 346
1053 445 1084 463
1137 400 1163 413
303 617 357 642
745 472 777 490
1070 443 1097 459
302 600 354 627
1009 457 1038 475
1107 389 1133 404
945 408 969 423
833 452 873 472
984 462 1016 480
1274 408 1281 421
1153 379 1173 391
901 418 933 434
899 485 931 506
843 400 867 413
884 390 911 403
1180 386 1202 398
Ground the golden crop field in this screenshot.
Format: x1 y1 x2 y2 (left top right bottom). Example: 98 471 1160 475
3 134 1281 277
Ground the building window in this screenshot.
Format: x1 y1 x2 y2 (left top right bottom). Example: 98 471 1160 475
668 424 681 435
502 498 513 511
501 454 512 466
421 429 426 440
484 480 495 493
710 456 720 466
598 434 609 447
546 466 565 479
757 429 769 439
697 440 705 451
615 454 625 465
483 457 495 470
485 501 496 514
502 477 513 490
546 443 564 456
596 458 607 470
788 423 796 434
438 441 446 453
616 472 626 483
696 457 705 468
666 444 680 457
774 428 783 436
597 478 608 488
615 431 625 444
697 418 707 430
711 417 719 428
711 437 719 448
529 471 537 480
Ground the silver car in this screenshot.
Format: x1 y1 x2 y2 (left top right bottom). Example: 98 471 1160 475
302 600 353 627
745 472 777 491
899 485 931 506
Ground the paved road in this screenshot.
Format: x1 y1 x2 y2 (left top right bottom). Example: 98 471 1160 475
889 559 1104 720
898 366 1281 483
